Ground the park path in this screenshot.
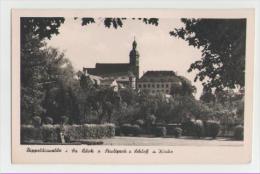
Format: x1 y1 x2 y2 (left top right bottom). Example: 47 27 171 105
98 136 243 146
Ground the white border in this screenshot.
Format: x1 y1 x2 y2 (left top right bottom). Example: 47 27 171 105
1 0 260 173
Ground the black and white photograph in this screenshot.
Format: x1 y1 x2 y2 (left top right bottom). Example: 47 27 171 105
10 9 255 164
19 16 246 146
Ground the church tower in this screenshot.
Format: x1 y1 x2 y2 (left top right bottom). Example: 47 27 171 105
129 39 140 79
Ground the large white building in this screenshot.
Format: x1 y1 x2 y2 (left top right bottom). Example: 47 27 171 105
137 71 182 94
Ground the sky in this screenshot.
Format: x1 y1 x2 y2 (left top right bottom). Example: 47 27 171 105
46 17 203 99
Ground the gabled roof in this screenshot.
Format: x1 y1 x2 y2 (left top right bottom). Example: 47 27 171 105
86 63 131 76
138 71 181 83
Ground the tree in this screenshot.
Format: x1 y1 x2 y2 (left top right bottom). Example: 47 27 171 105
170 76 196 97
200 87 216 103
79 17 159 28
21 17 65 46
171 19 246 91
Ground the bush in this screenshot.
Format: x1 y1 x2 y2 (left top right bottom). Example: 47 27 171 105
64 124 84 140
120 124 142 136
135 119 145 127
83 124 115 139
173 127 183 138
41 124 60 142
204 121 220 138
21 124 115 143
115 126 121 136
32 116 41 127
21 125 42 143
120 124 132 136
153 126 167 137
132 124 142 136
61 116 69 125
193 120 204 138
181 121 195 136
166 124 181 135
45 117 53 125
146 115 156 125
233 125 244 140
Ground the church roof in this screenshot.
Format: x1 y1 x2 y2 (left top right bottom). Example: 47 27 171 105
86 63 132 76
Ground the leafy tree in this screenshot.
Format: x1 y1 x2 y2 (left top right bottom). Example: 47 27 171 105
170 76 196 97
200 87 216 103
171 19 246 90
21 17 65 45
79 17 159 28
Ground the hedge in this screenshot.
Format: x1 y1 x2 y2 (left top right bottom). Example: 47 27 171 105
41 124 60 142
233 125 244 140
21 125 42 142
120 124 142 136
173 127 183 138
21 124 115 143
152 126 167 137
204 121 220 139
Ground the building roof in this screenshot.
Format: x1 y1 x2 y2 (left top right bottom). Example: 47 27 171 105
99 79 117 86
86 63 132 76
138 71 181 83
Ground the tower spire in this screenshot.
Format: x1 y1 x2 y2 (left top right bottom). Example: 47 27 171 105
129 38 140 79
132 37 137 50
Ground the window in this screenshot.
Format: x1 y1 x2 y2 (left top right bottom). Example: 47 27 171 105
161 84 164 88
166 90 169 93
166 84 169 88
138 84 142 88
148 84 151 88
152 84 155 88
143 84 146 88
157 84 160 88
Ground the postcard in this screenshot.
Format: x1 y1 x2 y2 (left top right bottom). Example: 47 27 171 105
12 9 254 164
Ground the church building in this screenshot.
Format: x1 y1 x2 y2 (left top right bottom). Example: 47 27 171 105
83 39 140 89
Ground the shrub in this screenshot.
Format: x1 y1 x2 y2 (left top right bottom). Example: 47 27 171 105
21 125 42 143
45 117 53 125
135 119 145 127
181 120 195 136
153 126 167 137
204 121 220 139
120 124 142 136
41 124 60 142
32 116 41 127
166 124 181 135
21 124 115 143
131 124 142 136
120 124 132 136
173 127 183 138
83 124 115 139
64 124 84 140
60 116 69 125
193 120 204 138
115 126 121 136
233 125 244 140
146 115 156 125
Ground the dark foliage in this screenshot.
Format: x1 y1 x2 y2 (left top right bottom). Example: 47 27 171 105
152 126 167 137
233 125 244 140
171 19 246 90
120 124 142 136
173 127 183 138
80 17 159 29
204 121 220 138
